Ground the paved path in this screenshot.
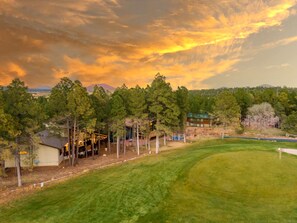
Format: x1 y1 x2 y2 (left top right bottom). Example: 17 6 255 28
280 148 297 156
225 136 297 143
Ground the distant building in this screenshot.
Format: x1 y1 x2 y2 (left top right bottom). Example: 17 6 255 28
187 113 214 127
5 130 67 168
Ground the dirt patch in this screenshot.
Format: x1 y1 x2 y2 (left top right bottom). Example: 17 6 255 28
186 127 226 141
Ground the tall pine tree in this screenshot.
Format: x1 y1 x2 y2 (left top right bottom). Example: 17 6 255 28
110 94 127 158
147 74 180 153
128 85 148 155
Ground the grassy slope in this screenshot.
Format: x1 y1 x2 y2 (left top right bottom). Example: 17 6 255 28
1 139 297 223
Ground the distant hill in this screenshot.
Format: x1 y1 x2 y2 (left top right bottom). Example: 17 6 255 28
25 83 115 94
86 84 115 93
28 88 51 93
257 84 274 88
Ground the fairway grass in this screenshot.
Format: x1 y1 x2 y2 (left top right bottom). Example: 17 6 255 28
1 139 297 222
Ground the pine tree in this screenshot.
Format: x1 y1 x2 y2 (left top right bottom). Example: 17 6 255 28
67 80 94 165
176 86 190 142
0 89 17 177
2 79 38 186
213 91 241 138
110 94 127 158
48 77 74 165
90 85 110 158
128 85 148 155
147 74 180 153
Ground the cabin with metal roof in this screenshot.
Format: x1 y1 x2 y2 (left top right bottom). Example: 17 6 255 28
187 113 214 127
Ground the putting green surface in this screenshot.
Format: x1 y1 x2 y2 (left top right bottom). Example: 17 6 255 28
1 139 297 223
192 151 297 197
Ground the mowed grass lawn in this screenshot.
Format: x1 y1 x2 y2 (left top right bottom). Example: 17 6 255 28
2 139 297 222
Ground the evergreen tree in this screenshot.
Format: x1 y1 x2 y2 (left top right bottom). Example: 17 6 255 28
147 74 180 153
48 77 74 118
90 85 110 158
234 88 253 120
48 77 74 165
110 94 127 158
282 112 297 134
67 80 94 165
0 89 17 176
176 86 190 142
2 79 38 186
128 85 148 155
213 91 241 137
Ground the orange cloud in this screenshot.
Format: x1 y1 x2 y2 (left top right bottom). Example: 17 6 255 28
1 0 297 89
7 63 26 77
0 62 27 86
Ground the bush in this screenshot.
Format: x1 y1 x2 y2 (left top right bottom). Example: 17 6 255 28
235 124 245 135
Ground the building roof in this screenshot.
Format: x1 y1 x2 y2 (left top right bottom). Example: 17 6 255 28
37 130 68 149
187 113 213 119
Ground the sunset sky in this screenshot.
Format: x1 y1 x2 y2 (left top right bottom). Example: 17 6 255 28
0 0 297 89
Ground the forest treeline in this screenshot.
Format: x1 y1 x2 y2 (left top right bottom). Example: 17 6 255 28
0 74 189 185
189 86 297 132
1 73 297 186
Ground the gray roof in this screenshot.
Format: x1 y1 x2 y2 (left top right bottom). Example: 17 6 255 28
187 113 213 119
37 130 68 149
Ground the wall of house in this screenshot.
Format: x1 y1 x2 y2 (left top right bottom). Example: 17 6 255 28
35 145 60 166
4 154 30 168
187 119 212 127
5 145 61 168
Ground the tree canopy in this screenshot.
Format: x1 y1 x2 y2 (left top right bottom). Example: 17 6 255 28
147 74 180 153
213 91 241 128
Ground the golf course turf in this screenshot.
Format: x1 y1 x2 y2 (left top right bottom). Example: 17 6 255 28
1 139 297 222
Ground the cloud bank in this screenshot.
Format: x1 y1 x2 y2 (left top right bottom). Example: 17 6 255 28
0 0 296 89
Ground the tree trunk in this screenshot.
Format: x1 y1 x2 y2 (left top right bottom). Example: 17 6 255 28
76 125 79 165
85 139 88 158
61 140 65 163
136 123 140 156
156 119 160 154
98 137 101 155
67 119 71 166
148 136 151 153
222 124 225 139
91 133 95 159
72 117 76 166
163 133 166 146
132 124 135 147
15 150 22 187
1 160 6 177
108 129 111 154
29 142 34 171
122 130 125 155
116 135 120 159
183 132 186 143
156 134 159 154
98 130 101 156
124 138 126 156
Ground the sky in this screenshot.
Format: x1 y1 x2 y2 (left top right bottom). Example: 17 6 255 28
0 0 297 90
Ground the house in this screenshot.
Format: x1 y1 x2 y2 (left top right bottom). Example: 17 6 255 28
36 130 67 166
186 113 214 127
5 130 67 168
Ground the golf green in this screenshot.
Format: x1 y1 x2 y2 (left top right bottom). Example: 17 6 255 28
2 139 297 222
